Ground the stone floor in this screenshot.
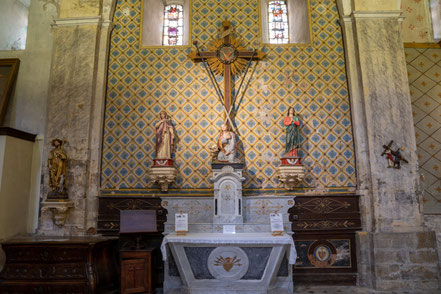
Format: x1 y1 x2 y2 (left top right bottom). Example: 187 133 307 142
155 287 441 294
294 286 441 294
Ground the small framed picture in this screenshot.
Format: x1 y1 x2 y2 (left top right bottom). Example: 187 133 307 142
0 59 20 124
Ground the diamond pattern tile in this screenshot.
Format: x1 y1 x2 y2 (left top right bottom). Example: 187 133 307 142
406 47 441 213
101 0 357 191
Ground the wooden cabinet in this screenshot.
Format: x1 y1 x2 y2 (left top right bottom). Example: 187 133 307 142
97 196 166 289
0 236 119 294
290 195 361 285
121 250 153 294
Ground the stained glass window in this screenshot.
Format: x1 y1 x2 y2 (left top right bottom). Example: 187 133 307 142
163 4 184 46
268 1 289 44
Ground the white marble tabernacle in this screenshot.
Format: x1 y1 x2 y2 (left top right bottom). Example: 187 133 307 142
161 165 296 294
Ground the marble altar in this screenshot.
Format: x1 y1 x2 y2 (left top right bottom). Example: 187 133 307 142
161 233 296 294
160 164 297 293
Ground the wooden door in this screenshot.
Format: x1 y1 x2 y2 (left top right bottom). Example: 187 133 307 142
121 258 149 294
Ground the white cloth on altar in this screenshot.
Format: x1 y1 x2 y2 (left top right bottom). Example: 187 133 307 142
160 232 297 264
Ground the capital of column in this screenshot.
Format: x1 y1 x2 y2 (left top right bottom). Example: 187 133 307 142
51 16 102 28
337 0 403 20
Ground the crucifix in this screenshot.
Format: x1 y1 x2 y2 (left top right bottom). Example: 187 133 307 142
188 19 265 128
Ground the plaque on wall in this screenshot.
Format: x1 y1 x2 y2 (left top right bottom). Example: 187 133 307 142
120 210 157 233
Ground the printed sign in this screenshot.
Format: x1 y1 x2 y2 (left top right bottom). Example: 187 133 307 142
223 225 236 234
175 213 188 232
270 213 284 233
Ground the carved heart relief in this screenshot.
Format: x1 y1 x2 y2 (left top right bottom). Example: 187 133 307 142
223 262 234 272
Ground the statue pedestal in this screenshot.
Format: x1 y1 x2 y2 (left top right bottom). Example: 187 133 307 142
46 192 68 201
41 200 74 227
277 157 305 190
149 159 177 192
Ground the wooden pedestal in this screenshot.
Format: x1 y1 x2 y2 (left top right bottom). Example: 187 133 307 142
121 250 153 294
290 194 361 285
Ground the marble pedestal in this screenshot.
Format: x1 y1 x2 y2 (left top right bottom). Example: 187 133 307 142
277 157 305 190
161 233 296 294
149 159 177 192
161 195 295 234
41 200 74 227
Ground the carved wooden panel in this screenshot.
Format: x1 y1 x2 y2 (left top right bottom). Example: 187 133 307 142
0 237 119 293
290 195 361 232
0 282 87 293
121 250 152 294
4 246 88 263
97 196 166 291
2 263 86 280
97 196 166 235
289 194 361 285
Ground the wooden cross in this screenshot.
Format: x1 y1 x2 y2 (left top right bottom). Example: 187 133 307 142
189 20 264 125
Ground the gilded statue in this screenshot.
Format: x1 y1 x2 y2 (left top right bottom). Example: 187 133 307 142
48 138 68 196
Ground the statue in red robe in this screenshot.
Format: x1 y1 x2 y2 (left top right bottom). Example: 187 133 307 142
283 107 302 157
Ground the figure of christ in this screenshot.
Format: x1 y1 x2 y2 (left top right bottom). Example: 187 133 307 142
385 148 394 168
284 107 302 157
217 124 236 163
155 111 175 159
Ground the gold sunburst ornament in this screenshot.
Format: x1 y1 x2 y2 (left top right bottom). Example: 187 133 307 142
188 19 265 129
207 28 248 76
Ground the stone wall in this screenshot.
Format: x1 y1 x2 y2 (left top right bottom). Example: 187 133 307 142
0 136 34 240
337 0 439 290
357 231 441 290
0 0 57 135
401 0 434 43
0 0 30 50
0 1 56 234
424 215 441 276
372 232 440 290
38 0 115 235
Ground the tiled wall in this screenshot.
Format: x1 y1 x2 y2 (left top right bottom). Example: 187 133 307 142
406 47 441 213
401 0 433 43
101 0 356 194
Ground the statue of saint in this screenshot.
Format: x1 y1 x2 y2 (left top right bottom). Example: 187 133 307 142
283 107 302 157
48 138 67 194
155 111 175 159
217 124 236 162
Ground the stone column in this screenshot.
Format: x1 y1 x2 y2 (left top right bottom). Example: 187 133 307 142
38 0 116 235
337 0 440 290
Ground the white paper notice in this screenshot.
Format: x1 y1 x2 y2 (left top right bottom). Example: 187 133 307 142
223 225 236 234
175 213 188 232
270 213 284 232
